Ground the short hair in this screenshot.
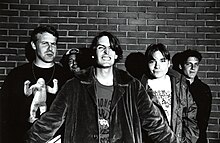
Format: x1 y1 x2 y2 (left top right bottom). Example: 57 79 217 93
144 43 170 62
89 31 123 63
25 25 59 62
180 49 202 67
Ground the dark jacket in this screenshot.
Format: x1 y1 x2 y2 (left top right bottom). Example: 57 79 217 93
140 69 199 143
188 76 212 143
27 67 178 143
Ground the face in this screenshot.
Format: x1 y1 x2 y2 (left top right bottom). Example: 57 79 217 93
148 50 170 79
183 56 199 80
95 36 118 68
68 54 80 72
31 32 57 64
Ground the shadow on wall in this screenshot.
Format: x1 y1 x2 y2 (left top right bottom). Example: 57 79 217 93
125 52 147 80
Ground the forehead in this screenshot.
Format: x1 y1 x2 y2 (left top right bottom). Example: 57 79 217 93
186 56 199 62
36 32 57 41
152 50 165 59
97 36 110 45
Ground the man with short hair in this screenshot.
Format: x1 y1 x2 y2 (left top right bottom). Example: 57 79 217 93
26 31 179 143
0 25 68 143
176 49 212 143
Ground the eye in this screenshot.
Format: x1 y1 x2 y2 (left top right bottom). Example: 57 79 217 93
161 58 167 62
148 60 155 64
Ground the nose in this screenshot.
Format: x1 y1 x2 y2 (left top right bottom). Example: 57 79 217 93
47 43 53 51
155 61 160 68
104 47 110 54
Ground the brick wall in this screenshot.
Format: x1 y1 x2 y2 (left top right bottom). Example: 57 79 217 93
0 0 219 142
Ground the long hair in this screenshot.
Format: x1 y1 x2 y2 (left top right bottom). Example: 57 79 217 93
89 31 123 64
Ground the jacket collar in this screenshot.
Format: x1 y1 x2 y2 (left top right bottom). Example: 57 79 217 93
76 66 134 111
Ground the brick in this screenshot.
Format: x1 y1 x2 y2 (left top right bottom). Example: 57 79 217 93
167 20 185 26
127 45 146 50
108 19 126 25
79 12 97 18
206 21 220 26
69 6 87 11
197 40 216 45
79 25 97 30
158 2 176 7
138 38 156 45
59 12 77 17
9 17 28 23
0 3 9 9
88 19 107 24
158 14 176 19
10 4 28 10
9 30 27 35
20 11 38 16
186 8 204 13
79 0 98 5
59 37 76 43
0 16 7 22
147 7 166 13
60 0 77 4
119 1 137 6
119 12 138 18
21 0 38 4
98 25 117 31
187 33 205 39
138 13 156 19
197 14 216 20
69 31 87 37
98 12 117 18
147 19 166 25
177 27 195 32
88 6 107 12
177 39 196 45
186 21 205 26
197 27 216 33
177 2 195 7
0 62 16 67
119 25 136 31
59 25 77 30
49 18 68 23
196 2 215 7
69 18 87 24
138 1 156 7
128 32 146 38
30 5 48 10
40 11 58 17
206 8 220 13
0 23 18 29
40 0 59 4
29 17 49 23
206 34 220 39
128 6 146 12
99 0 117 5
157 39 176 45
0 10 18 16
147 32 166 38
138 26 156 32
177 14 195 20
49 6 68 11
167 8 185 13
167 33 185 38
108 6 126 12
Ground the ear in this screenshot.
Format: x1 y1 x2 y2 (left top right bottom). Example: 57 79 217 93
168 60 171 67
31 41 36 50
114 54 118 60
179 64 182 70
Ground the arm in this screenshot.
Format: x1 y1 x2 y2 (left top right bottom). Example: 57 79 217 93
26 82 69 143
137 82 179 143
182 89 199 143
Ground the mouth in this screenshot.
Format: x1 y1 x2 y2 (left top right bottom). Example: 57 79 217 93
102 56 111 61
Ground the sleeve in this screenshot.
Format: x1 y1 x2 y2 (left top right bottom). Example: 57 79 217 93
26 82 69 143
137 82 179 143
182 87 199 143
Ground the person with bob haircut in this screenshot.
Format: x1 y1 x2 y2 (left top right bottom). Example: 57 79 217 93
140 43 199 143
26 31 179 143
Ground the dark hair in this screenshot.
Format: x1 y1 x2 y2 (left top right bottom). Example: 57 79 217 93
144 43 170 62
144 43 170 78
172 52 183 74
89 31 123 63
25 25 59 62
180 49 202 66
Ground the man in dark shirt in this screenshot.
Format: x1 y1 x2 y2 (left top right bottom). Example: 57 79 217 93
173 49 212 143
0 25 68 143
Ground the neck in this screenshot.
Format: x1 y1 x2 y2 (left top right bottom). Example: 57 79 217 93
186 78 194 84
94 67 114 86
33 60 54 68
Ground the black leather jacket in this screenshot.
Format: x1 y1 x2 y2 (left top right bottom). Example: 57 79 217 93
27 67 179 143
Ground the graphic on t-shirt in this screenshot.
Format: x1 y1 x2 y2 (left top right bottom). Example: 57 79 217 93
98 98 111 143
23 78 58 123
152 90 172 125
